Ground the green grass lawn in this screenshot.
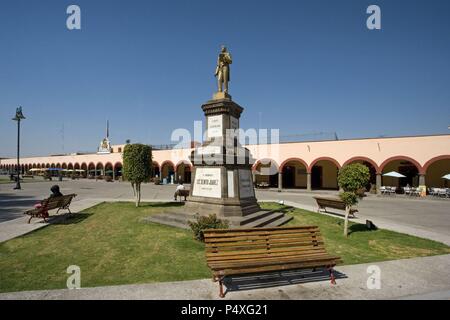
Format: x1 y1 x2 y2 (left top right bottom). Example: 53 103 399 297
0 202 449 293
0 176 43 184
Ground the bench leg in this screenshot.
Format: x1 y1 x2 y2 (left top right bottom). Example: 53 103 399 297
328 266 336 285
28 216 33 224
219 278 225 298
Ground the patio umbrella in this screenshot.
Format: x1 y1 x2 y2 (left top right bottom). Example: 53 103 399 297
382 171 406 178
442 174 450 180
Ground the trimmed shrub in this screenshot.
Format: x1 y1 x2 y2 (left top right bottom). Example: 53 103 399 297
188 214 229 242
338 163 370 237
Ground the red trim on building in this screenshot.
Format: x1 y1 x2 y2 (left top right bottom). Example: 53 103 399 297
308 157 341 173
379 156 424 174
342 156 380 173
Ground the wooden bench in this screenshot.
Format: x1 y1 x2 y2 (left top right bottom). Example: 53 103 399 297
175 189 190 201
313 196 358 218
204 226 341 298
24 194 77 223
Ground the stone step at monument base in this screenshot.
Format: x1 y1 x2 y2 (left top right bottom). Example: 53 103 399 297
142 211 193 230
142 209 292 230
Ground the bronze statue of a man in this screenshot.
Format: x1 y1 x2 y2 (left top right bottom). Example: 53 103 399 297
215 46 232 94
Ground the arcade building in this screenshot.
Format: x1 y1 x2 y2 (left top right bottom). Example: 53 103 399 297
1 133 449 195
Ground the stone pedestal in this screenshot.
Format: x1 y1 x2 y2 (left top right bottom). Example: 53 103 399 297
184 96 261 220
147 94 292 229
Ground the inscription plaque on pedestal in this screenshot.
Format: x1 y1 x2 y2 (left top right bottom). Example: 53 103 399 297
239 169 254 199
192 167 222 198
207 115 223 138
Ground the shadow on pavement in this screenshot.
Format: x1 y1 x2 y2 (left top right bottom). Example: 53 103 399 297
223 268 347 295
0 193 42 223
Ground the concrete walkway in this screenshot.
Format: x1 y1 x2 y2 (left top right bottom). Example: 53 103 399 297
260 199 450 246
0 198 103 243
1 254 449 300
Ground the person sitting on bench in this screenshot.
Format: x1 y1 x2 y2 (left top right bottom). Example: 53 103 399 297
49 185 63 198
33 185 64 219
174 182 185 200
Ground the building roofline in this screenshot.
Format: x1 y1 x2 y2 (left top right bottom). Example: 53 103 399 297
254 133 450 146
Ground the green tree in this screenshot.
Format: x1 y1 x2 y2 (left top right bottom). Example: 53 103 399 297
338 163 370 237
122 144 152 207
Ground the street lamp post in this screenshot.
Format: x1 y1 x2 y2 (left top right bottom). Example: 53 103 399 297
12 107 25 190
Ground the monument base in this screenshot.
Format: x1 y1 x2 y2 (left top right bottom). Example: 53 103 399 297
144 205 292 229
213 91 232 100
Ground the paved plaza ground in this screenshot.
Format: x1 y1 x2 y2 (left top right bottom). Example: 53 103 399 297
1 254 449 300
1 178 450 300
1 178 449 244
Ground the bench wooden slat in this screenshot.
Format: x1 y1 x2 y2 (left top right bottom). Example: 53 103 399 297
205 232 322 242
206 238 324 250
205 233 320 241
206 243 326 256
207 248 328 262
212 259 339 277
209 253 339 270
204 226 319 237
205 238 322 248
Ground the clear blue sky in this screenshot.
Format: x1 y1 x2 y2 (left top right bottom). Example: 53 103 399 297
1 0 449 157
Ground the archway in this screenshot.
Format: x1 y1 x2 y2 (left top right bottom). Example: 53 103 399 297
175 161 192 183
280 158 308 189
105 162 113 178
113 162 123 180
253 159 279 188
96 163 104 178
380 157 421 188
152 161 160 178
67 163 74 178
161 161 175 183
88 163 96 178
424 156 450 188
309 158 340 190
81 163 88 178
74 163 80 178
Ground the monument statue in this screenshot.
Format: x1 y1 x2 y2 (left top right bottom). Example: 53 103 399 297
214 45 232 94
